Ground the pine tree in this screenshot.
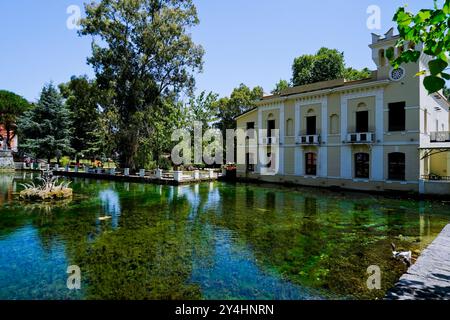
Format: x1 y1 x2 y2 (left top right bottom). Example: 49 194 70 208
18 84 74 163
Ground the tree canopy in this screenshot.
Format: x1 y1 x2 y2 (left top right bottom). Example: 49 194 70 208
271 79 290 95
216 84 264 133
59 76 105 160
0 90 30 149
392 0 450 94
18 84 73 162
79 0 204 169
292 48 370 87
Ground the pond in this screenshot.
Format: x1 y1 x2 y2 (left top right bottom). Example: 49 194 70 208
0 172 449 300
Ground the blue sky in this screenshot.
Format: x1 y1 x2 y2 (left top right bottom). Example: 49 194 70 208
0 0 435 102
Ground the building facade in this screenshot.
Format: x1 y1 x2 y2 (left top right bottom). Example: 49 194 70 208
236 29 450 195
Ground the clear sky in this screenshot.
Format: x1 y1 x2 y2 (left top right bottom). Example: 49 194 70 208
0 0 436 102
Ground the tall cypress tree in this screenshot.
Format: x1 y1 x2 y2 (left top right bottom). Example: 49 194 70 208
18 84 74 163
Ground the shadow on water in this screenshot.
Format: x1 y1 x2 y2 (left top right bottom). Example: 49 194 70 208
0 173 449 300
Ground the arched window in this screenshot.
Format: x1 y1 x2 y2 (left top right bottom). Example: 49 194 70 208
355 153 370 179
388 153 405 181
330 114 339 134
286 118 294 136
378 49 386 66
305 152 317 176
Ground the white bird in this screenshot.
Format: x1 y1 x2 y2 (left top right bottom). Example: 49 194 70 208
391 243 412 267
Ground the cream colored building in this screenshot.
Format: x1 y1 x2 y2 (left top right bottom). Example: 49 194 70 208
236 29 450 195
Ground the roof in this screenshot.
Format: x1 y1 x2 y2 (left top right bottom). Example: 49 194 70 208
234 73 390 120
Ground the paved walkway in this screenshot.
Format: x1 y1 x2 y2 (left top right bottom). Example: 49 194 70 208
386 224 450 300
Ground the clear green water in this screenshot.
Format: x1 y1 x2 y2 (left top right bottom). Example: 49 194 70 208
0 172 449 300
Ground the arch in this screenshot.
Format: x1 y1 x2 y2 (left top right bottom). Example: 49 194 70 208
357 102 368 111
307 108 316 115
330 114 339 134
378 49 386 66
267 113 274 119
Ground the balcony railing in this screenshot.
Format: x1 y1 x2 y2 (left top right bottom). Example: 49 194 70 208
421 174 450 181
296 135 321 145
430 132 450 143
346 132 375 144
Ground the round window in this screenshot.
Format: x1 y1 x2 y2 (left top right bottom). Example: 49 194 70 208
389 67 405 81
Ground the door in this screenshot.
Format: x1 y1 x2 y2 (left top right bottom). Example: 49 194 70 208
306 116 316 135
356 111 369 133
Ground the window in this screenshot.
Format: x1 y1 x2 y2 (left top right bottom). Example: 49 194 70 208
246 153 255 172
356 111 369 133
305 152 317 176
388 153 405 181
330 114 339 134
355 153 370 179
306 116 317 135
388 102 406 132
286 118 294 136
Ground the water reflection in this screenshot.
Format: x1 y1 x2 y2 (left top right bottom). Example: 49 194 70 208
0 174 449 300
99 189 121 229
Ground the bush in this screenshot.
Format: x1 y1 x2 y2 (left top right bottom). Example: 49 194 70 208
158 156 172 170
60 156 71 167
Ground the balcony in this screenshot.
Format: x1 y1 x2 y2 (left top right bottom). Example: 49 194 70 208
421 174 450 181
296 135 321 145
346 132 375 144
430 132 450 143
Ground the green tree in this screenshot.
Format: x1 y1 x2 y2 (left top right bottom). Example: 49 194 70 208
217 84 264 133
292 48 345 86
17 84 74 163
343 67 372 81
186 91 219 129
271 79 290 95
392 0 450 93
59 76 104 161
0 90 30 149
292 48 371 86
79 0 204 169
444 86 450 99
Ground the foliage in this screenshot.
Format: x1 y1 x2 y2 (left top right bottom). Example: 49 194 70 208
292 48 371 86
271 79 290 95
444 85 450 99
59 76 106 160
343 67 372 81
392 0 450 93
60 156 71 167
216 84 263 133
186 91 219 129
17 84 74 162
79 0 204 169
292 48 345 86
0 90 30 149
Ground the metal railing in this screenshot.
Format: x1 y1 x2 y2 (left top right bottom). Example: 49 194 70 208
346 132 375 144
421 174 450 181
430 132 450 143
